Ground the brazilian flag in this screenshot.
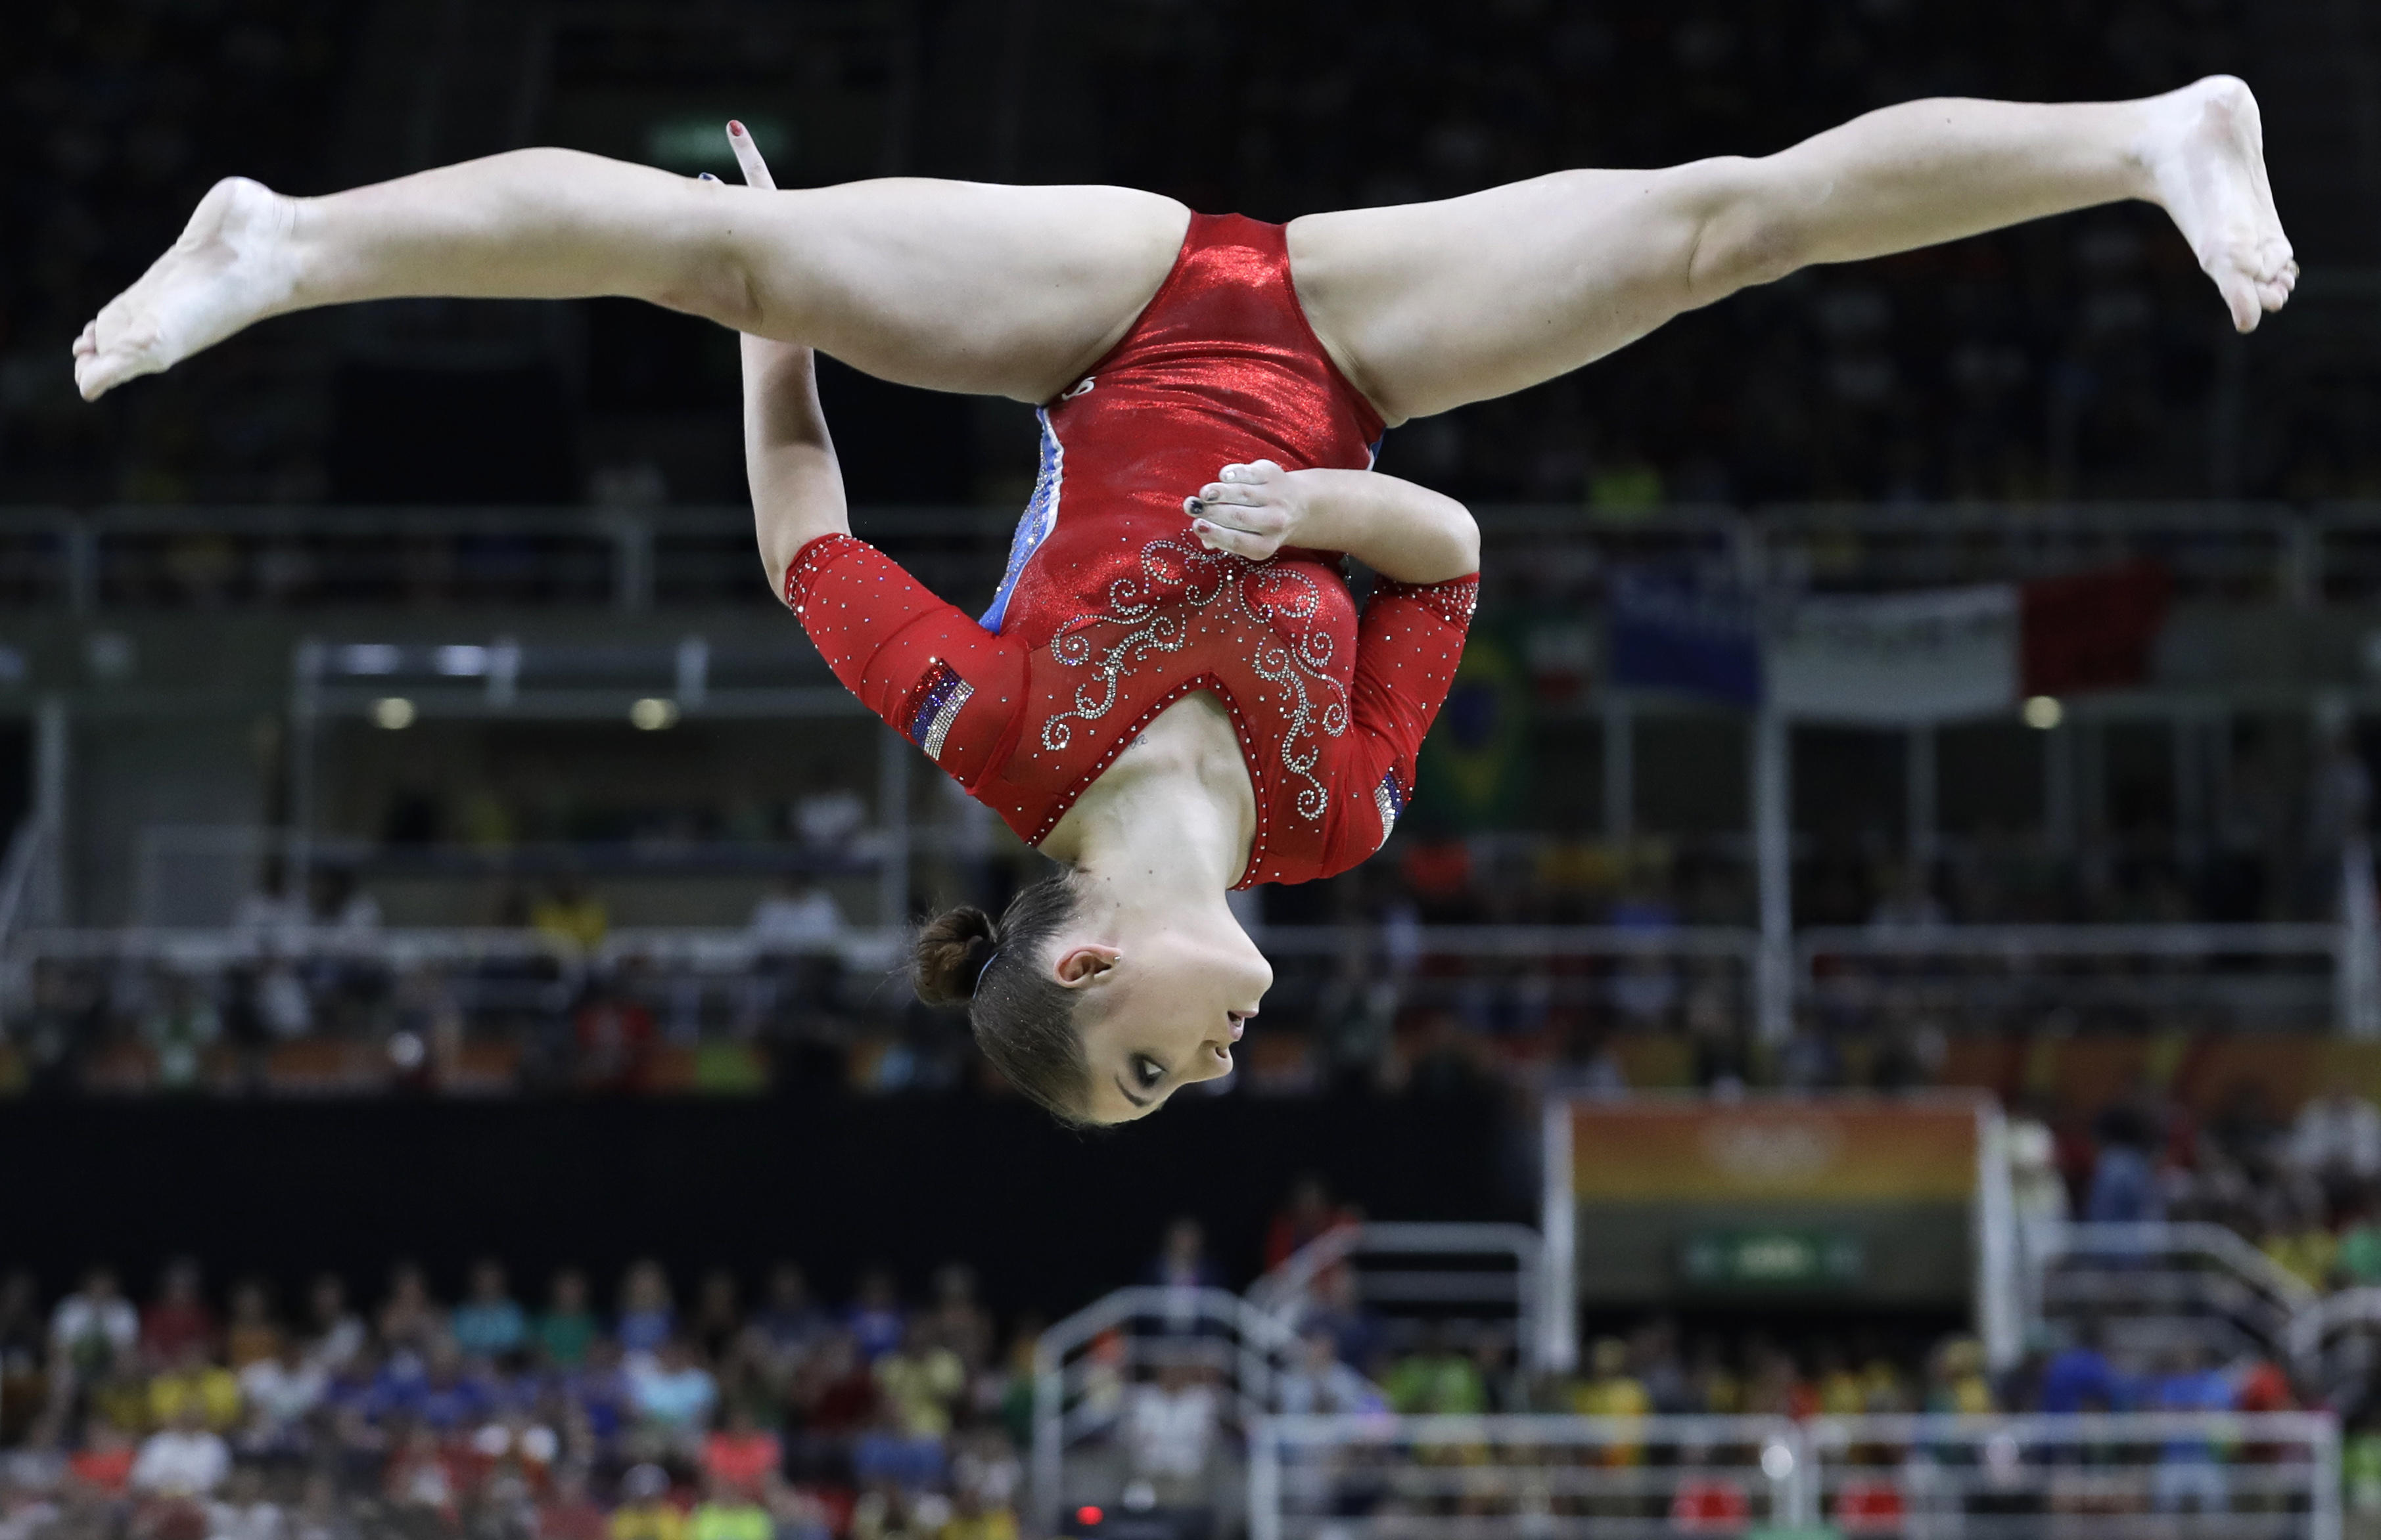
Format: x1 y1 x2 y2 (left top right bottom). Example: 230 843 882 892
1414 629 1532 830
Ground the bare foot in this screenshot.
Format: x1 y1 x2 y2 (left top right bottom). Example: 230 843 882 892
73 176 299 401
2141 76 2297 333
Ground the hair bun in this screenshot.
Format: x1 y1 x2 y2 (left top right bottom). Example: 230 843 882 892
913 905 998 1005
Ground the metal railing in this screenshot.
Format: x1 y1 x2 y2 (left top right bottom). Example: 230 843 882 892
1247 1222 1556 1374
9 915 2374 1034
1249 1412 2342 1540
2025 1222 2323 1367
20 500 2381 611
1030 1286 1309 1537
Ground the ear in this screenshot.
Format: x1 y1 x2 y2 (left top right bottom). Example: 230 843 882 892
1051 943 1122 989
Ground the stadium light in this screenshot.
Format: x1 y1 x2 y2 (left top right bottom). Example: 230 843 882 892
630 698 680 731
371 697 417 730
2021 694 2063 731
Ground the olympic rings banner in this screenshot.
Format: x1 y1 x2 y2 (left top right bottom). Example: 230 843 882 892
1551 1094 1992 1306
1565 1097 1980 1203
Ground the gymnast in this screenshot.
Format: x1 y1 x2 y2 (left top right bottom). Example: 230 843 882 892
74 78 2293 1123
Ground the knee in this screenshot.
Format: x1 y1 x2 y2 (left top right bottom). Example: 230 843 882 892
1678 157 1810 304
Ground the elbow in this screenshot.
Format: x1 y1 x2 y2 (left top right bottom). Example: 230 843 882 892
1445 503 1481 577
1682 157 1809 305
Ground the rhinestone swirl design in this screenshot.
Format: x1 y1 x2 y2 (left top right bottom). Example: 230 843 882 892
1042 535 1345 821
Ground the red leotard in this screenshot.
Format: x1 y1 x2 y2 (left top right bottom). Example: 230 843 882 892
785 213 1477 887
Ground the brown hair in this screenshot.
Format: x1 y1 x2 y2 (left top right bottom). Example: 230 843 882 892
912 874 1090 1122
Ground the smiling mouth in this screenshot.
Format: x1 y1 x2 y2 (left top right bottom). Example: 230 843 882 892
1228 1010 1253 1041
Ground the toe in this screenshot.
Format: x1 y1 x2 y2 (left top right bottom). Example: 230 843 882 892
2215 273 2259 333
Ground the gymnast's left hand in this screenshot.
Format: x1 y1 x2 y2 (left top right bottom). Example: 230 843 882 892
1185 460 1305 562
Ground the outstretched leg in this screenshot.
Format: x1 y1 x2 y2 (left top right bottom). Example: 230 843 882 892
74 142 1190 404
1289 76 2294 424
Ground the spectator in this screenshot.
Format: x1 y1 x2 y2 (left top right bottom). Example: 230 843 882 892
751 1266 824 1362
376 1263 445 1357
1263 1174 1359 1272
845 1272 905 1363
538 1269 603 1370
1925 1336 1996 1415
0 1274 43 1447
129 1401 230 1499
301 1275 365 1372
921 1267 992 1375
689 1473 772 1540
1276 1332 1383 1415
2039 1320 2123 1415
1571 1334 1651 1424
2008 1116 2071 1241
49 1267 137 1382
626 1338 718 1453
749 880 844 950
538 1465 610 1540
2147 1342 2232 1514
453 1259 528 1360
534 882 609 954
2340 1196 2381 1289
618 1262 676 1358
875 1326 965 1441
1296 1264 1383 1372
141 1259 215 1369
409 1340 497 1432
66 1416 135 1497
238 1337 327 1453
223 1279 282 1370
2085 1102 2165 1225
1387 1325 1487 1416
210 1462 287 1540
382 1424 457 1525
2292 1089 2381 1185
701 1403 781 1499
609 1464 685 1540
149 1339 241 1432
1145 1220 1221 1336
1121 1365 1220 1505
690 1271 744 1366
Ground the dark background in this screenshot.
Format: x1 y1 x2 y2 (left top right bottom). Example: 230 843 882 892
0 1091 1512 1314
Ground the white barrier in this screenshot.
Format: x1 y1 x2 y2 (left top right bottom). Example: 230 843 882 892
1250 1413 2341 1540
1247 1223 1557 1376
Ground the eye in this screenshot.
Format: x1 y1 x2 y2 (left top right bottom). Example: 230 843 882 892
1133 1055 1166 1089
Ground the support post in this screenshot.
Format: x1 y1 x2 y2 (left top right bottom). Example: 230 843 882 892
1905 723 1937 874
1538 1098 1577 1374
1602 694 1634 843
32 694 67 925
2044 722 2075 856
1752 708 1792 1044
289 641 323 903
2340 835 2381 1039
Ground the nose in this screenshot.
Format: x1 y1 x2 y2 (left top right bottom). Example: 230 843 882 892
1188 1040 1234 1083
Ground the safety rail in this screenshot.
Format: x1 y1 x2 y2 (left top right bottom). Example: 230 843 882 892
1251 1413 1811 1540
1800 922 2349 1034
1031 1286 1310 1537
22 500 2381 610
2025 1223 2321 1369
2289 1288 2381 1399
1247 1222 1556 1374
9 918 2372 1033
1249 1412 2341 1540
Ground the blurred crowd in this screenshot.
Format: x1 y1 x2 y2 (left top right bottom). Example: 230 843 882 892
0 1254 1041 1540
2023 1082 2381 1305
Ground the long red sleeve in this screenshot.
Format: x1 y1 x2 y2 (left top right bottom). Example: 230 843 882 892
784 533 1027 792
1320 573 1479 873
